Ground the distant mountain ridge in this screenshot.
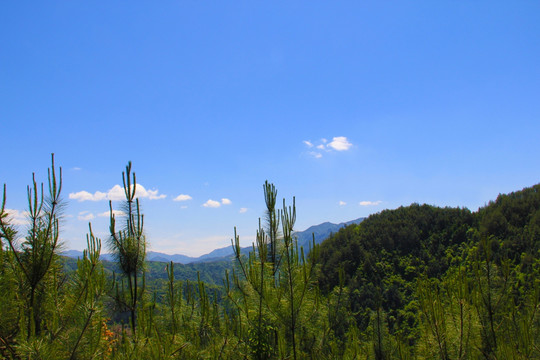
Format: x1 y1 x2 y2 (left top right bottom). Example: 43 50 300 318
295 218 364 250
62 217 365 264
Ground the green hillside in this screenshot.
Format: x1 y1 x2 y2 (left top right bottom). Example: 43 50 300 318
316 184 540 354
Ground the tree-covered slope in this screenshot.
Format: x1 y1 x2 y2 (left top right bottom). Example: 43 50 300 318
317 184 540 340
476 183 540 262
318 204 473 293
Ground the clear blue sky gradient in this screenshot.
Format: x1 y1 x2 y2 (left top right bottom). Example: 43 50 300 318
2 2 539 256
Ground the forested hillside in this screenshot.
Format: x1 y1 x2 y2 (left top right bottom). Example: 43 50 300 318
317 184 540 357
1 157 538 359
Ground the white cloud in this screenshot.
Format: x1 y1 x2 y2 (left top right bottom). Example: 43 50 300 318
69 184 166 202
72 167 82 171
203 199 221 208
97 210 125 217
3 209 29 225
69 190 107 202
143 188 167 200
339 201 347 206
303 136 353 158
221 198 232 205
78 211 95 221
124 184 166 200
106 185 126 201
239 208 248 213
174 194 192 202
328 136 352 151
359 200 382 206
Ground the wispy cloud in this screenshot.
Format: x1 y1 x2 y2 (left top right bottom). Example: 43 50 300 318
303 136 353 158
97 210 126 217
174 194 192 202
359 200 382 206
339 201 347 206
203 199 221 208
78 211 95 221
69 184 166 202
221 198 232 205
239 208 248 213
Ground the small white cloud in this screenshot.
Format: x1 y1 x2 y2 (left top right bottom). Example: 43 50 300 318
69 190 107 202
72 167 82 171
359 200 382 206
126 184 166 200
221 198 232 205
144 188 166 200
69 184 165 202
203 199 221 208
328 136 352 151
239 208 248 213
174 194 192 202
303 136 353 158
339 201 347 206
97 210 125 217
4 209 29 225
78 211 95 221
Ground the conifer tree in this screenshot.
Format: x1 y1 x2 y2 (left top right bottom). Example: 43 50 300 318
0 154 63 338
0 155 108 359
228 181 322 359
108 161 146 336
263 181 280 277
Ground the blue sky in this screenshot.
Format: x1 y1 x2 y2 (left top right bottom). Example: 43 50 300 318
1 2 539 256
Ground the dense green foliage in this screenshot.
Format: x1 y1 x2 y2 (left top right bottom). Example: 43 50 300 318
0 157 539 359
317 186 540 358
318 204 474 338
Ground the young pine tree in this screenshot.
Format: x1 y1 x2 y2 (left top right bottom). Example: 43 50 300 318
228 182 323 360
108 161 147 337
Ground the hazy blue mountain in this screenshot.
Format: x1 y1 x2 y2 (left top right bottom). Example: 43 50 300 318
61 249 85 258
147 251 196 264
295 218 365 249
195 246 235 262
62 217 365 264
